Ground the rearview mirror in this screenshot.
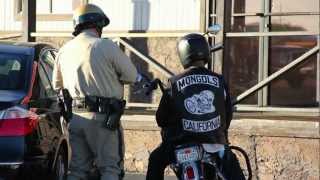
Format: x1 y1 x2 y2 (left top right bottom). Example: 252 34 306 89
207 24 222 35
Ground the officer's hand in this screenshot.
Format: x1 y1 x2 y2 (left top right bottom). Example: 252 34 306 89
135 73 144 83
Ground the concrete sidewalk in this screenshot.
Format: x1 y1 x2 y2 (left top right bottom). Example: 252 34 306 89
124 174 175 180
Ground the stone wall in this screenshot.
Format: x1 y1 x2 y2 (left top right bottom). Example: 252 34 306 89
254 137 319 180
122 117 320 180
123 130 161 173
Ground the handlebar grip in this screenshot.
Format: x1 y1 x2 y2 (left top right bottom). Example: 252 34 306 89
210 44 224 52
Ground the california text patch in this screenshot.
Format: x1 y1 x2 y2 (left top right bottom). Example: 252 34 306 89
182 116 221 133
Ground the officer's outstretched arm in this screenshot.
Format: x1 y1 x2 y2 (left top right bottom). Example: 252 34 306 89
109 42 138 84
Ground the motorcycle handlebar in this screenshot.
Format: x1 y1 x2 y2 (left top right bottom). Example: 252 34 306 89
136 74 165 96
210 43 224 52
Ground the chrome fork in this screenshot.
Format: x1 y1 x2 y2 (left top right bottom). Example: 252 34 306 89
202 152 227 180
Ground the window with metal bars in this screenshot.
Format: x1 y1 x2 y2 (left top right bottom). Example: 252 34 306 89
222 0 320 110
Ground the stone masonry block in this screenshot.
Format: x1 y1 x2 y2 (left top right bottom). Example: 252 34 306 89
123 130 162 173
256 137 320 180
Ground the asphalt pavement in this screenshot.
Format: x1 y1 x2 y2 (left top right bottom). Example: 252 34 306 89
124 174 175 180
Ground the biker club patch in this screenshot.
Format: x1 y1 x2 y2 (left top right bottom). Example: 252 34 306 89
184 90 215 115
176 75 219 92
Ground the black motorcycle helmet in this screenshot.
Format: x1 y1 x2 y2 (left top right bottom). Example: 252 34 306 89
177 33 210 69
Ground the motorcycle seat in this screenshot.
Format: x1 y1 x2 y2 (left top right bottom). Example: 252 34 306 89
202 143 225 158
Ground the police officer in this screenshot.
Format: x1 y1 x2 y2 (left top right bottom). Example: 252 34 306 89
52 4 138 180
146 33 245 180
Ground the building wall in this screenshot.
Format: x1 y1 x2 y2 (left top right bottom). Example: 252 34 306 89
90 0 201 31
0 0 21 31
0 0 201 32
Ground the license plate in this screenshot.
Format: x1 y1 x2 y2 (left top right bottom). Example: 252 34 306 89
175 146 201 163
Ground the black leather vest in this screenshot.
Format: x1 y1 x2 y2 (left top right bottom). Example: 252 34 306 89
169 67 227 144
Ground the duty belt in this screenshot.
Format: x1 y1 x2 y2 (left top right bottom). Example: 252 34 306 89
73 96 112 113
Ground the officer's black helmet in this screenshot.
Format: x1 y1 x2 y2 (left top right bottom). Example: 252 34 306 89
177 33 210 69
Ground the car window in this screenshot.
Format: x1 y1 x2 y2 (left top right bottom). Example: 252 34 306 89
38 49 56 97
0 54 27 90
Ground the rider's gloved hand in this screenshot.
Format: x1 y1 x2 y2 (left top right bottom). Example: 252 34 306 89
133 72 151 94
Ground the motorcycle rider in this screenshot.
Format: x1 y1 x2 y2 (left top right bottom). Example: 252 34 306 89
52 4 138 180
146 33 245 180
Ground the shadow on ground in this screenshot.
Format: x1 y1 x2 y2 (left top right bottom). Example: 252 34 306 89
124 174 175 180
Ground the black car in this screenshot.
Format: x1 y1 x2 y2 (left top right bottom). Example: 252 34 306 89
0 42 70 180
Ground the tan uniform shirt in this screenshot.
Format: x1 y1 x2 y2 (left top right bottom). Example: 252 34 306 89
52 29 137 99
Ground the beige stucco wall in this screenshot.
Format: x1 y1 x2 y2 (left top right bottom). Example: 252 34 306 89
122 117 320 180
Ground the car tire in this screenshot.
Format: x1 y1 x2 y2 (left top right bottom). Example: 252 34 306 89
51 148 68 180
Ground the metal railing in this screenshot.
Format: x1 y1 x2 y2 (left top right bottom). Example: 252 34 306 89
115 38 174 78
30 31 190 38
232 12 320 17
112 37 175 108
233 46 320 105
0 33 22 40
226 31 320 37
